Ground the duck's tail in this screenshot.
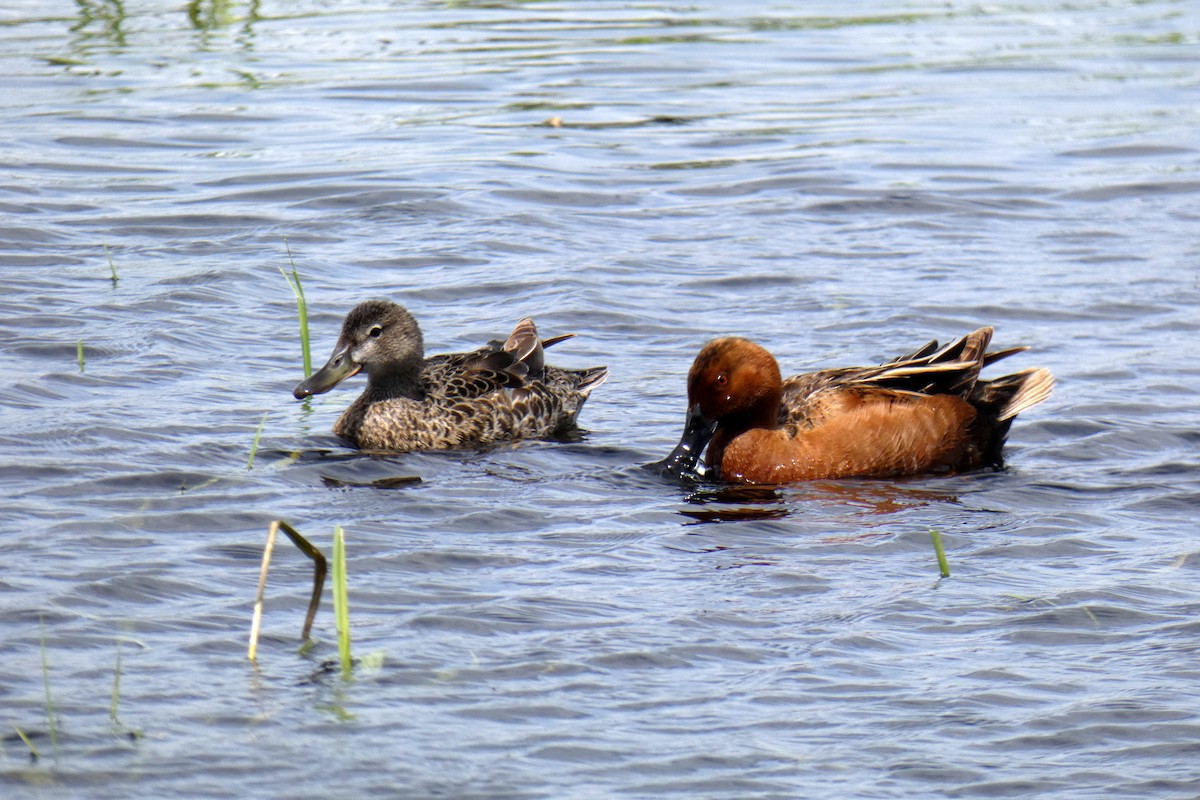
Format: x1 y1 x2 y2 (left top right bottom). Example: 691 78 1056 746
969 366 1054 467
574 366 609 398
985 367 1055 421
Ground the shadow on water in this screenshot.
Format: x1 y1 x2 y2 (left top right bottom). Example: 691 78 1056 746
670 476 960 524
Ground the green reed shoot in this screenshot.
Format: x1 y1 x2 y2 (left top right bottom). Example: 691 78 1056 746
930 529 950 578
76 339 85 372
246 411 269 470
40 618 60 758
105 244 118 288
280 241 312 378
13 725 40 759
332 526 352 677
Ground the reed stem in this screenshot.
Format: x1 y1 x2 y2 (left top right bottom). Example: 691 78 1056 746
248 520 327 661
40 618 59 758
246 411 268 470
930 529 950 578
332 525 352 677
105 244 118 288
280 241 312 378
333 527 350 681
110 643 122 726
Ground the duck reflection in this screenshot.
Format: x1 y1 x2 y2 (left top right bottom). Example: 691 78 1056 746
677 480 957 524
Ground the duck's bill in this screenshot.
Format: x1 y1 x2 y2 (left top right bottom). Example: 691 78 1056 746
293 346 360 399
651 404 718 481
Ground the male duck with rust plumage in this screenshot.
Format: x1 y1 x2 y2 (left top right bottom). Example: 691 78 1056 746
657 327 1053 484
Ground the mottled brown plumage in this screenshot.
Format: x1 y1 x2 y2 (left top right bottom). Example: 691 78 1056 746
657 327 1053 484
293 300 607 452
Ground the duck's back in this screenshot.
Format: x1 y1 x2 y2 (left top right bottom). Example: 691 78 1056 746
722 329 1053 481
335 340 607 452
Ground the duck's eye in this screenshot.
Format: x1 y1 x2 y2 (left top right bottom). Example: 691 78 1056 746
368 325 383 338
714 372 728 387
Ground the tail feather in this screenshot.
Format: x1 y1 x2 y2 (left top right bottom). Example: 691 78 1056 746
575 366 609 398
982 345 1029 368
503 318 542 370
956 326 994 365
995 367 1055 421
889 338 940 363
872 327 995 397
503 319 583 377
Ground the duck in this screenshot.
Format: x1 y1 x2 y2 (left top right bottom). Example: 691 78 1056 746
656 327 1053 484
293 300 608 452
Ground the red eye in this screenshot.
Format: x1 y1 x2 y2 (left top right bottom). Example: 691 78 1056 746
715 372 728 387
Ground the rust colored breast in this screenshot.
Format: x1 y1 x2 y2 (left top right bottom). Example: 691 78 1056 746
717 391 979 484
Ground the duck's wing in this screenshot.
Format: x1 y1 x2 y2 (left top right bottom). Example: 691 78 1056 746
499 317 578 376
425 318 587 401
423 346 527 401
780 327 1007 428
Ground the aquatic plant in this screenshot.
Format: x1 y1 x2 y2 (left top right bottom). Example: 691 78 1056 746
332 526 352 677
40 618 60 758
105 244 118 288
76 339 84 373
247 521 353 675
279 241 312 379
930 529 950 578
109 642 141 740
12 725 39 759
109 644 122 725
248 520 327 661
246 411 268 470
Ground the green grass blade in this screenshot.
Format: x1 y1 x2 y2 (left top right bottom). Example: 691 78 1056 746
40 618 59 758
332 526 352 677
13 725 39 760
280 241 312 378
246 411 269 470
930 529 950 578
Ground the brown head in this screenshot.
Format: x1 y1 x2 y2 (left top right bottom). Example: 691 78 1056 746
686 337 784 429
655 337 784 480
293 300 425 400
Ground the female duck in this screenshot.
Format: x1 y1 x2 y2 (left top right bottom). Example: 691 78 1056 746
294 300 607 452
657 327 1053 484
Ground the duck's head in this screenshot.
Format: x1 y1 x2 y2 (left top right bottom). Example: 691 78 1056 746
655 337 783 480
293 300 424 399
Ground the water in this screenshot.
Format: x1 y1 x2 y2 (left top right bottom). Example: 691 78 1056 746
2 0 1199 797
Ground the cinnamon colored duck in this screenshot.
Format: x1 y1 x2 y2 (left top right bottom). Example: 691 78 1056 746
657 327 1052 484
294 300 607 452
